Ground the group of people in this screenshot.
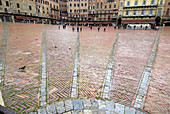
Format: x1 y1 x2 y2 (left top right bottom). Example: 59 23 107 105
72 27 82 32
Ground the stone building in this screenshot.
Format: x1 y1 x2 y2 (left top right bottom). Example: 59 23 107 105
60 0 67 21
88 0 119 25
0 0 60 24
118 0 165 25
67 0 89 24
162 0 170 25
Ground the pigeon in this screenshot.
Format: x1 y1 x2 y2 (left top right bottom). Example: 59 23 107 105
19 66 26 70
69 48 71 50
35 39 38 41
55 46 57 48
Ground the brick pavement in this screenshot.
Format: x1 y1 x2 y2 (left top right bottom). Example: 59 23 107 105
0 23 169 113
143 27 170 113
45 25 77 103
0 23 3 45
2 23 42 113
78 27 116 98
109 30 158 106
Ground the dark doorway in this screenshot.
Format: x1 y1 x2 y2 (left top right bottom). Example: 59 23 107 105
155 16 161 26
117 18 122 25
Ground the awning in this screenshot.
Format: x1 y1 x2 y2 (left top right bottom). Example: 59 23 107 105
15 16 38 20
122 19 155 24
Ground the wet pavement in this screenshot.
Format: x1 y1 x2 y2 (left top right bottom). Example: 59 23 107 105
0 22 169 114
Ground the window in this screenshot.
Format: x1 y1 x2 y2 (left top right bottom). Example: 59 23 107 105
125 11 129 16
127 1 130 7
160 0 163 5
109 5 111 8
119 11 122 16
141 10 145 16
70 4 72 7
74 10 76 12
157 9 162 16
77 4 79 7
74 4 76 7
6 1 9 6
93 6 95 9
29 6 32 10
120 2 123 6
149 10 153 15
85 3 87 6
41 0 44 4
142 0 146 6
134 1 138 6
168 2 170 5
89 6 92 9
151 0 155 5
0 0 2 5
114 5 116 8
101 3 102 9
81 3 83 7
105 5 107 8
17 3 20 8
70 9 72 12
5 8 8 13
133 11 137 16
166 9 169 16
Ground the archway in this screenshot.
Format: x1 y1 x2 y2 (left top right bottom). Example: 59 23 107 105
155 16 161 26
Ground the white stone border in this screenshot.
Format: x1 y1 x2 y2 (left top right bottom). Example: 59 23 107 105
40 23 47 106
0 22 7 106
134 28 162 108
71 32 80 98
102 29 119 99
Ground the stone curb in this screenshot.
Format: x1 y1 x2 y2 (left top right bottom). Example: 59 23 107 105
30 98 146 114
133 28 162 108
39 23 47 106
102 29 119 99
0 22 7 106
71 32 80 98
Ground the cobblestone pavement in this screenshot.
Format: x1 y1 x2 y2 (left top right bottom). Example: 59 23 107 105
2 23 42 113
30 98 145 114
78 27 116 98
143 27 170 113
45 25 77 103
109 30 158 106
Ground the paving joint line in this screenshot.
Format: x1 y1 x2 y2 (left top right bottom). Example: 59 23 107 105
39 23 47 106
102 29 119 99
133 28 162 109
71 32 80 98
0 22 7 106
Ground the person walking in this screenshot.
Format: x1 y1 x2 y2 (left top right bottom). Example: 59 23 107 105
72 27 75 32
90 26 92 30
58 26 60 30
98 26 100 32
80 27 82 32
104 28 106 32
77 26 79 32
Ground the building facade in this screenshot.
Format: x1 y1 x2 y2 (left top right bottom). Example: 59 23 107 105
60 0 67 21
118 0 165 25
162 0 170 25
0 0 60 24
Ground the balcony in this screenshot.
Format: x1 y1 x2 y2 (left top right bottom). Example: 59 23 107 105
122 15 156 18
123 5 157 9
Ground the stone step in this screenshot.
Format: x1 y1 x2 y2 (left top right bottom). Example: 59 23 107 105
30 98 146 114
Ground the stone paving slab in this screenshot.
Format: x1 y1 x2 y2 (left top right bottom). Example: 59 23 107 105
30 98 145 114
